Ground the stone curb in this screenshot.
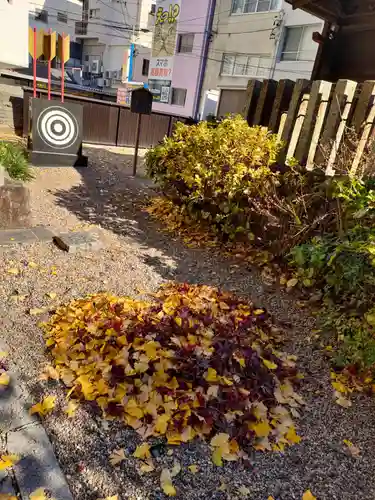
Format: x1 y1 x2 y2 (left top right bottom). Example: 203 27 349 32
0 341 73 500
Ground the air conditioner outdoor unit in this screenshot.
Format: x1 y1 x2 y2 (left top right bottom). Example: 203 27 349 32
104 78 112 87
91 60 100 73
112 70 118 79
105 70 111 78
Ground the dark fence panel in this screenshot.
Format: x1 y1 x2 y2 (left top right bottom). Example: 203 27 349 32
23 87 186 149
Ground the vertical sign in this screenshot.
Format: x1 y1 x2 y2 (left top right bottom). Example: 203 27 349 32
148 0 181 103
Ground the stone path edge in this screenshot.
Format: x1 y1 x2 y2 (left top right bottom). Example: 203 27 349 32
0 341 73 500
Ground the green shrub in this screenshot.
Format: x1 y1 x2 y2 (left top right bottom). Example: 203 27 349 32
289 227 375 306
0 141 33 181
146 116 332 254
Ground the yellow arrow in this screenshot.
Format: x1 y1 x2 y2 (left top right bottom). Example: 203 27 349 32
28 27 45 59
57 34 70 63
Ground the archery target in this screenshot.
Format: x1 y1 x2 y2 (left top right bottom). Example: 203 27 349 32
32 99 83 158
37 106 79 150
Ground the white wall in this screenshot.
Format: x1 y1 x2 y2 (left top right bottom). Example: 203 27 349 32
80 0 152 87
0 0 29 69
28 0 83 40
202 0 280 94
272 2 323 81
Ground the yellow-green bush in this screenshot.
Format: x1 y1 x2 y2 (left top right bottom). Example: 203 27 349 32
146 116 329 252
146 116 281 243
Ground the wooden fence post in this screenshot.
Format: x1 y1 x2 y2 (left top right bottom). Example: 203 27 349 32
306 81 332 170
286 93 310 164
318 79 357 175
351 80 375 135
268 79 295 133
351 86 375 176
252 79 278 126
279 79 310 162
241 79 262 122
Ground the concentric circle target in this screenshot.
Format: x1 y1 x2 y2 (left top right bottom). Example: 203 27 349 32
36 106 79 150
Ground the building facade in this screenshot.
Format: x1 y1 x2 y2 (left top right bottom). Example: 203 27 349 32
28 0 84 68
76 0 153 90
149 0 214 118
199 0 323 118
0 0 29 69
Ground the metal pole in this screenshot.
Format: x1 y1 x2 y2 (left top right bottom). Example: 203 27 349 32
133 113 142 176
33 27 37 98
47 28 52 100
61 32 65 103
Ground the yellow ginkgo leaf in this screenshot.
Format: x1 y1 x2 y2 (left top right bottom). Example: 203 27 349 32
217 480 227 492
249 420 272 438
262 358 278 370
285 426 302 444
109 448 126 466
7 268 19 276
65 400 79 418
302 490 317 500
160 468 176 497
212 447 223 466
0 493 17 500
46 292 57 300
286 278 298 288
29 308 47 316
0 351 8 359
0 455 19 471
188 464 199 474
170 461 181 478
238 485 251 497
253 309 264 315
205 367 219 382
30 395 56 417
139 458 155 473
154 413 170 434
210 433 230 448
0 372 10 386
28 261 38 268
98 496 118 500
39 365 59 381
133 443 151 459
29 488 51 500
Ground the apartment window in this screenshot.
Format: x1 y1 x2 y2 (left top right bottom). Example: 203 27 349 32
142 58 150 76
177 33 195 53
171 88 187 106
231 0 280 14
35 9 48 23
89 8 100 18
281 25 319 61
57 11 68 23
221 53 272 77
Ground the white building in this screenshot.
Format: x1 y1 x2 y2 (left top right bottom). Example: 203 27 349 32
75 0 153 90
0 0 29 69
200 0 323 118
28 0 84 67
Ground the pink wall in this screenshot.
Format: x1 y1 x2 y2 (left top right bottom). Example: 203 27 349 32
152 0 211 117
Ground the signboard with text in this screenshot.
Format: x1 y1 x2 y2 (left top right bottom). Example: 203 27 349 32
148 79 171 103
149 0 181 89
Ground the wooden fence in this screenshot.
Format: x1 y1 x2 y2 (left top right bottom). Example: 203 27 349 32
240 78 375 175
22 87 187 149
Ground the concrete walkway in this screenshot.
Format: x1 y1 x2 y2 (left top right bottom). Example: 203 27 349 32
0 342 73 500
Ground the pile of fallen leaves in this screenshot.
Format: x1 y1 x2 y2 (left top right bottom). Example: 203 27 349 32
145 197 271 266
41 283 304 462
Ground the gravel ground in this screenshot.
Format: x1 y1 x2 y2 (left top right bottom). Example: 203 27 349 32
1 145 375 500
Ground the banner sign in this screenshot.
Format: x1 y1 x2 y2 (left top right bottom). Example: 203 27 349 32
149 0 181 83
